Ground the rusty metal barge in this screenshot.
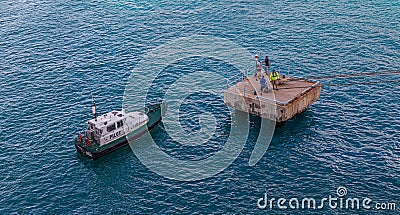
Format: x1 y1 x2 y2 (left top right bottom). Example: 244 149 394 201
224 72 322 122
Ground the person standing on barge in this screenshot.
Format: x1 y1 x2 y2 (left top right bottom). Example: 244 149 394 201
264 55 270 74
270 70 279 90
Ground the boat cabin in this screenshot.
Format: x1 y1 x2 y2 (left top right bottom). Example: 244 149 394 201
85 110 149 147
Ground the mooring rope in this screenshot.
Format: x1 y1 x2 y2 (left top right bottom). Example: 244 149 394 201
324 79 400 86
306 70 400 80
292 70 400 87
278 78 400 89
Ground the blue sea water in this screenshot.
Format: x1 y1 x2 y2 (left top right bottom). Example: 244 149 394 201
1 0 399 214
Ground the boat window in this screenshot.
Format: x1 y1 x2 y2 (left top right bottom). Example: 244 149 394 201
117 120 124 128
87 123 94 130
95 129 103 135
107 124 116 132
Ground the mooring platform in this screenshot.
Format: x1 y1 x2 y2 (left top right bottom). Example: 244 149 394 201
224 73 322 122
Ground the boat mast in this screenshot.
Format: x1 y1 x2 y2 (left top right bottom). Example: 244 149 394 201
92 95 97 121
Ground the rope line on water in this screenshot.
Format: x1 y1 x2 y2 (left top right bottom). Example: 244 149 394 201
278 79 400 89
324 79 400 86
306 70 400 80
278 79 400 88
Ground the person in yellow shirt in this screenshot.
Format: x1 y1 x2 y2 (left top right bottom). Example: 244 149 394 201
270 70 279 90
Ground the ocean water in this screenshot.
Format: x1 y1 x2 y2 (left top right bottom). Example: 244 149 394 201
1 0 399 214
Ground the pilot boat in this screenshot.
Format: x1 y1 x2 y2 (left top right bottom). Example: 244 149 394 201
74 101 166 160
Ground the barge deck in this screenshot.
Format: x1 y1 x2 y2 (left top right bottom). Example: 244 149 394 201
224 74 322 122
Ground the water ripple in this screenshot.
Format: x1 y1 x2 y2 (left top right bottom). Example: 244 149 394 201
0 0 399 214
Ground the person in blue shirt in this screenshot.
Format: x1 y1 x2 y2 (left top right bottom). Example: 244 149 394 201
260 76 267 93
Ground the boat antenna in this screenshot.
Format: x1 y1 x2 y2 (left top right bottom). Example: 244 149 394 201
92 94 97 121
